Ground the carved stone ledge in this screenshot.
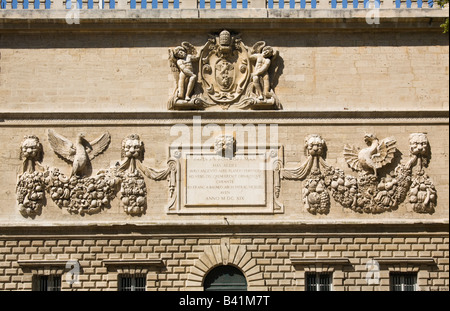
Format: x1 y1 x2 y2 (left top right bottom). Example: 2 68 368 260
1 9 447 32
373 257 436 265
102 259 164 267
1 111 448 126
289 257 350 266
18 260 69 268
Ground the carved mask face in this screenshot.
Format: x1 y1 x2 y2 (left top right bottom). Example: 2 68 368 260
306 135 324 156
409 133 429 157
21 137 41 160
123 138 142 159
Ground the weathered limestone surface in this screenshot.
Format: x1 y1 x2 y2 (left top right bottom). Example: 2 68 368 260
0 10 448 113
0 8 448 291
0 229 448 291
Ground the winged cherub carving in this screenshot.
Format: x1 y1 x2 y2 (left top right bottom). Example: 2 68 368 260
169 42 200 102
249 41 279 100
48 129 111 177
343 134 397 177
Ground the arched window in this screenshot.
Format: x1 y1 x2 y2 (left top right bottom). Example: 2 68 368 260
203 265 247 291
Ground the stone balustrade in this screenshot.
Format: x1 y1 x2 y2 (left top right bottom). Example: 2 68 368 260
0 0 442 9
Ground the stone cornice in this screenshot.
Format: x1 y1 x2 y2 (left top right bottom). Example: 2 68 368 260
17 260 70 268
103 259 164 267
289 257 351 265
374 257 436 265
1 110 448 126
0 219 448 238
0 8 448 32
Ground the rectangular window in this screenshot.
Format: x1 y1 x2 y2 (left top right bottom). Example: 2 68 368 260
390 273 417 291
33 275 61 291
306 272 332 291
118 274 146 291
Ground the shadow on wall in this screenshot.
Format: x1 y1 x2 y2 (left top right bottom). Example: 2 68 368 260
1 31 449 49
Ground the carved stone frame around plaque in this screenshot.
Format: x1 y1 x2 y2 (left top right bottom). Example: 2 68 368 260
167 142 284 214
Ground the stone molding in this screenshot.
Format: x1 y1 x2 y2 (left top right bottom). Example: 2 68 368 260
18 260 73 276
1 218 448 229
186 238 266 290
102 258 164 274
1 111 448 126
374 257 436 265
1 9 448 31
290 256 350 290
289 257 351 265
18 260 69 268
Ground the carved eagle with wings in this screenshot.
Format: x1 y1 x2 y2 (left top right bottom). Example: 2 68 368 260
48 129 111 177
343 134 397 177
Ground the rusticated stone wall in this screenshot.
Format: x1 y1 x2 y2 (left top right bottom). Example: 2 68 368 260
0 229 448 291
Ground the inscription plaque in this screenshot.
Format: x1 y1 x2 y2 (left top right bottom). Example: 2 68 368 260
168 144 284 214
185 156 266 206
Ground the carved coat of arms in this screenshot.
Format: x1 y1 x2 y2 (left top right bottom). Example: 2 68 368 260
168 30 281 110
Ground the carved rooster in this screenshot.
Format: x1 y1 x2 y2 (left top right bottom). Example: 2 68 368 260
48 129 111 177
343 134 397 177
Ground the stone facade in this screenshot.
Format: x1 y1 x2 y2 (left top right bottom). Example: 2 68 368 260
0 2 449 291
1 227 448 291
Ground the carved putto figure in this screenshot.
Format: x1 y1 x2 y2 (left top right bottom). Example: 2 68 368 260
169 42 201 102
48 129 111 177
248 42 279 101
343 134 397 176
168 30 281 110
